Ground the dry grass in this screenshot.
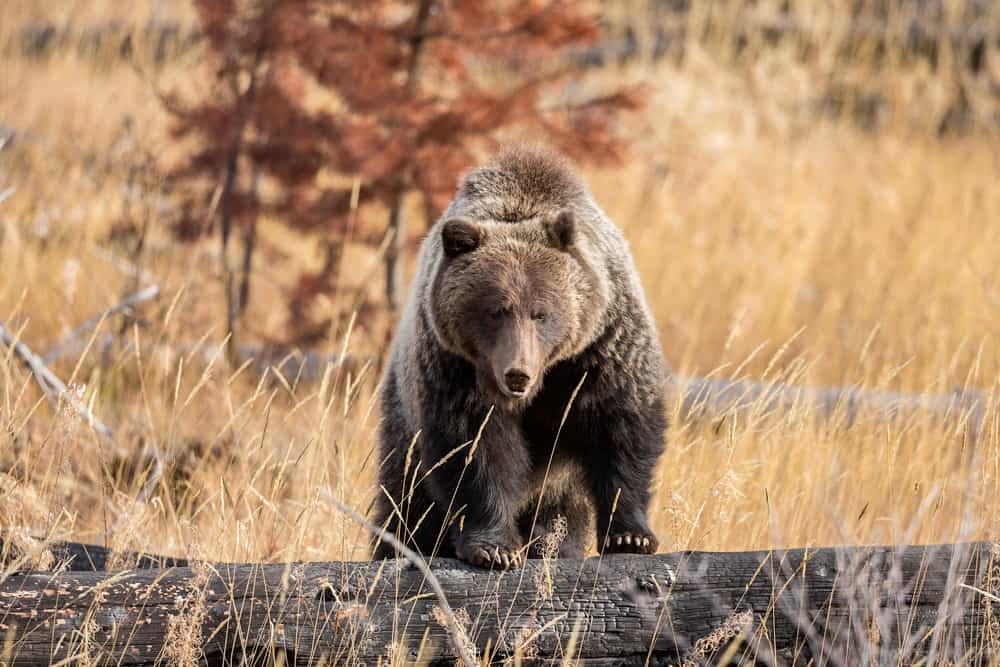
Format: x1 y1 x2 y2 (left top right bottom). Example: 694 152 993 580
1 0 1000 662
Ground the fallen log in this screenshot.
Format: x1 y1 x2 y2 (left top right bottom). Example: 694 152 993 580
1 541 996 665
672 375 990 438
1 540 187 574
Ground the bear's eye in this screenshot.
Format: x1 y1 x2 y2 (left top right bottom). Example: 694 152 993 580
490 307 509 320
531 310 547 322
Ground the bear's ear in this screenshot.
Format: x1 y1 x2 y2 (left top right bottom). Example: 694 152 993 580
545 209 576 251
441 217 483 258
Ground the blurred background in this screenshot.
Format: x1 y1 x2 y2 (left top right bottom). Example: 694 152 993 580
1 0 999 565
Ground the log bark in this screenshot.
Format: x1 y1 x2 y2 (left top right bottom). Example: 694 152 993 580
1 541 997 665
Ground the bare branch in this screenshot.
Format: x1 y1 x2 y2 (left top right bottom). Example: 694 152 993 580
0 320 114 440
43 284 161 363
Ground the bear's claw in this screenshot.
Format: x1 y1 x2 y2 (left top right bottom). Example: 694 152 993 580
603 531 658 555
464 544 524 569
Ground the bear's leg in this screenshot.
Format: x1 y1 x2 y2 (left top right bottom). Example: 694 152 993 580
423 416 531 569
373 374 456 561
518 486 591 559
585 407 666 556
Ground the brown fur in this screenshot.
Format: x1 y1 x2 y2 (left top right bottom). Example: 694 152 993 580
432 215 598 410
452 145 586 222
373 145 669 569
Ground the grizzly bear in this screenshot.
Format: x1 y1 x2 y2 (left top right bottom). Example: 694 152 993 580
372 146 667 568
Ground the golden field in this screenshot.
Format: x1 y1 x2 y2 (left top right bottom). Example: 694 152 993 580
1 0 999 581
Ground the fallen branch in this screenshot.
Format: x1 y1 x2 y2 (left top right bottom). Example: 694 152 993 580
32 331 359 388
672 374 989 437
41 284 160 363
0 541 993 665
0 321 113 440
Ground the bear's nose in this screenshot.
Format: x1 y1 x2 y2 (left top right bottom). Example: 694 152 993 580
504 369 531 394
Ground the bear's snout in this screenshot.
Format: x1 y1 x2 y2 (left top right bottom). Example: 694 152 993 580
503 369 531 395
490 319 541 401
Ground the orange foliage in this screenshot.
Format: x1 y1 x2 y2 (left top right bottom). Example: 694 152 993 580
166 0 642 341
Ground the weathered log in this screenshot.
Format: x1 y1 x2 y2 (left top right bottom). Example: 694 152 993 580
1 540 187 573
1 542 996 665
671 375 990 439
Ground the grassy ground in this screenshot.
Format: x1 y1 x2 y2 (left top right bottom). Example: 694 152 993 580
1 0 999 578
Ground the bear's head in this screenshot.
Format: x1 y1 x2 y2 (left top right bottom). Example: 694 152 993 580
429 210 602 410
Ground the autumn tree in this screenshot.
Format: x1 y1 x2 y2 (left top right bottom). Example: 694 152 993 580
303 0 643 313
164 0 339 359
165 0 641 352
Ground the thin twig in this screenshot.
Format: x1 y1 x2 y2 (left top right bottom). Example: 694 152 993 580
327 495 478 667
42 284 160 363
0 320 114 440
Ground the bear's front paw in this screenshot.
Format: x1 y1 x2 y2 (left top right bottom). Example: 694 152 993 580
602 530 658 555
457 535 525 569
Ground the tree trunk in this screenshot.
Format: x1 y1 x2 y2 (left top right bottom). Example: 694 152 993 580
219 50 262 365
219 146 240 367
384 198 406 312
237 217 256 317
1 541 995 665
236 166 259 318
384 0 435 313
